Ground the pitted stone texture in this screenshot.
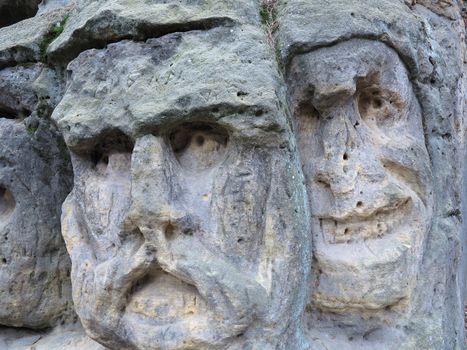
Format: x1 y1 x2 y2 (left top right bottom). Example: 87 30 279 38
0 117 72 329
0 6 72 68
290 39 433 312
46 0 261 63
0 64 41 117
54 26 310 350
280 0 466 349
53 27 288 149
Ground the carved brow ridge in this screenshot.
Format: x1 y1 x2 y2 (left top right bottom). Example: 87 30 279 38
284 35 417 82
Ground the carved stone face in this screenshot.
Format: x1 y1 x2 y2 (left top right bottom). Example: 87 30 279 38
288 39 433 312
55 28 309 349
0 117 72 328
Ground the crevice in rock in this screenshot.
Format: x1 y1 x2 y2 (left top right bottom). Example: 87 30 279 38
48 16 236 65
0 0 41 28
0 104 29 120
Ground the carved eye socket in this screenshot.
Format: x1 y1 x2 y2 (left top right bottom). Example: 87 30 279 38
357 88 403 125
0 186 15 220
89 131 134 172
169 123 229 171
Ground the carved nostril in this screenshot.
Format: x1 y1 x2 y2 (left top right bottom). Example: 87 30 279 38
343 153 349 160
164 223 175 240
182 228 193 236
195 135 205 146
356 201 363 208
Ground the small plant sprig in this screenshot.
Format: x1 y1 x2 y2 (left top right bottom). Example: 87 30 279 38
39 14 69 61
260 0 279 48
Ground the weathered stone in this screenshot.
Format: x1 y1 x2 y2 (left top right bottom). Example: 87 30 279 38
0 114 73 328
47 0 261 63
0 0 466 349
0 5 72 68
0 323 106 349
0 56 73 331
279 0 466 348
0 64 41 117
53 25 310 349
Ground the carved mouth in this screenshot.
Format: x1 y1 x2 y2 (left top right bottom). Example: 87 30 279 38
126 267 206 325
317 197 412 244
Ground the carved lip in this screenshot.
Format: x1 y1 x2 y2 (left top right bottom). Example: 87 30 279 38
127 268 206 323
318 196 411 222
316 197 413 243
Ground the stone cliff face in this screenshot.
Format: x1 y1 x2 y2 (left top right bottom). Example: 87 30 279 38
0 1 465 349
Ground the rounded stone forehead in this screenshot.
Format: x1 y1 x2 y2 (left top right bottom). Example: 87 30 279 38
289 39 410 104
278 0 428 77
52 26 289 150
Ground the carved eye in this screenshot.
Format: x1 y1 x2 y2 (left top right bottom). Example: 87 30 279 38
357 88 403 126
0 186 15 220
169 123 229 171
89 131 134 172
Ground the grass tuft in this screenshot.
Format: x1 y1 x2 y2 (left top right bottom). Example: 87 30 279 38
39 14 69 61
260 0 279 48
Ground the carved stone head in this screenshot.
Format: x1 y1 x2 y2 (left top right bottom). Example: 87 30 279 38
289 38 433 311
53 27 310 349
279 0 465 347
0 64 72 328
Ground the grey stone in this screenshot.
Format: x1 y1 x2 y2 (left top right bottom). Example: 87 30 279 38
279 0 466 348
0 64 41 117
0 116 73 329
46 0 261 63
0 62 73 329
53 25 310 349
0 0 466 349
0 5 72 68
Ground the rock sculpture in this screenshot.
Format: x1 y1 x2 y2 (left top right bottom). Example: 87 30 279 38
0 0 466 349
289 38 433 312
280 0 466 348
0 63 72 329
53 26 310 349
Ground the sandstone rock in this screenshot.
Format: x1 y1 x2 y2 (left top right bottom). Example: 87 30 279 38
0 64 41 117
279 0 466 348
0 59 73 329
47 0 261 63
0 0 465 349
0 323 106 349
53 24 310 349
0 5 72 68
0 115 73 328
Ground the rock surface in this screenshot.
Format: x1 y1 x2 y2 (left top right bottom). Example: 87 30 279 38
0 0 465 349
279 0 466 348
53 24 310 349
0 67 73 328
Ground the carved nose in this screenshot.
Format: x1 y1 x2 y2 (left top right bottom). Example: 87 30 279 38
126 135 199 239
149 206 198 239
127 135 177 225
314 102 387 196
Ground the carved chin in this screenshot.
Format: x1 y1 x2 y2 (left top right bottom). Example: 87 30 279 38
312 205 429 312
126 268 207 324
